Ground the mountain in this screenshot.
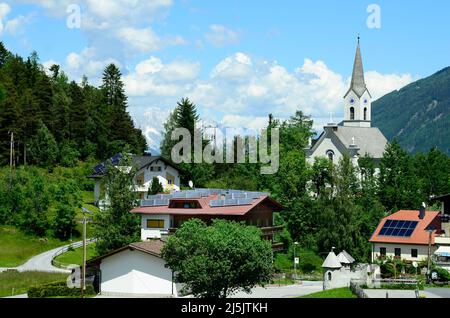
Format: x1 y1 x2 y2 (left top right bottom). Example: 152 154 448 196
372 67 450 154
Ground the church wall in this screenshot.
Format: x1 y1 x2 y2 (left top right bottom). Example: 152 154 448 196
307 136 343 165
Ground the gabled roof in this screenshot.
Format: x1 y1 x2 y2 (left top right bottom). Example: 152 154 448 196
344 40 371 99
337 250 355 264
87 239 165 266
131 193 283 216
369 210 442 245
306 125 388 160
89 154 180 178
322 251 342 269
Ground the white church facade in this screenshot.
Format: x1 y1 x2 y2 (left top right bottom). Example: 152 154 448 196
305 39 388 167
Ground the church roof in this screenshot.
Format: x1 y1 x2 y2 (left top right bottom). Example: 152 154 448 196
334 126 388 159
344 39 371 98
322 251 342 269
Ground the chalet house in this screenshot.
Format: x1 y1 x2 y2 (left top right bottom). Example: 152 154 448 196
131 188 284 251
369 209 443 262
89 153 181 207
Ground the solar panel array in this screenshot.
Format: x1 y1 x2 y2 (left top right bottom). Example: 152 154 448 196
139 188 270 208
141 199 170 207
93 153 123 175
379 220 418 237
209 198 254 207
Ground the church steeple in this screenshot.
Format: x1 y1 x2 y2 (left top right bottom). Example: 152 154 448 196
343 37 372 128
345 37 370 98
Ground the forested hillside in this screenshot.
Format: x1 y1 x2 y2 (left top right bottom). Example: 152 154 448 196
0 42 147 167
372 67 450 154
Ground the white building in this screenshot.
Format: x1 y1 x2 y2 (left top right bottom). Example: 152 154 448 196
87 240 179 297
305 38 388 168
90 154 181 207
369 209 442 263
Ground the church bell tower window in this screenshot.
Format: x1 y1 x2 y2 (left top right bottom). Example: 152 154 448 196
364 107 367 121
350 107 355 120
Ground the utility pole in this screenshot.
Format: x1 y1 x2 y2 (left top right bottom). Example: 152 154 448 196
427 229 433 283
81 207 93 298
293 242 299 281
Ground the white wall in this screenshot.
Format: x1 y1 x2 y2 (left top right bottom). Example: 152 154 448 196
140 214 172 240
100 248 176 297
307 136 343 166
372 243 436 262
135 162 181 193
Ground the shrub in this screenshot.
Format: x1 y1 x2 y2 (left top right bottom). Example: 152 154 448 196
28 281 95 298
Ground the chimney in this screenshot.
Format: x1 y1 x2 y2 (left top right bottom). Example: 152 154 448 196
419 202 426 219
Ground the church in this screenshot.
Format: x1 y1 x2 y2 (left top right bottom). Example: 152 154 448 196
305 39 388 167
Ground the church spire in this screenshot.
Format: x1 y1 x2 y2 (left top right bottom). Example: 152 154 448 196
345 36 370 98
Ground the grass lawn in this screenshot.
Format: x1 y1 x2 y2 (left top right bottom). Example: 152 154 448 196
0 271 68 298
0 226 70 268
299 287 357 298
54 244 97 267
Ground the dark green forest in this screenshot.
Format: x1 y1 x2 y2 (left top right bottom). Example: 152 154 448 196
373 67 450 154
0 42 147 168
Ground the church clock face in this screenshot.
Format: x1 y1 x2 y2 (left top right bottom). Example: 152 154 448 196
350 98 355 104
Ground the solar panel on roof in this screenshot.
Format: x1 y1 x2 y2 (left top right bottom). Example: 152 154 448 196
379 219 418 238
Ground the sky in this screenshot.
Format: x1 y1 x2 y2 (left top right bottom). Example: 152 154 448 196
0 0 449 150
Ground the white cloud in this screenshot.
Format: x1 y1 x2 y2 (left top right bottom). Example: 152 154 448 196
205 24 240 47
125 53 415 145
0 2 33 35
117 27 161 53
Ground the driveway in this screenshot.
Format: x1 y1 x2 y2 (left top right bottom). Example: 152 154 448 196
0 240 94 274
229 281 323 298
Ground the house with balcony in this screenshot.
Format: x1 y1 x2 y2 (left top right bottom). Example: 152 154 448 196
369 208 443 262
131 189 284 251
89 153 181 208
431 193 450 271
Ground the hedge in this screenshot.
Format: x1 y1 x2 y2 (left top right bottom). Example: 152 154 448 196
28 281 96 298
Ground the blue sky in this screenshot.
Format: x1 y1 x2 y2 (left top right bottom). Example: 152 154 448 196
1 0 449 148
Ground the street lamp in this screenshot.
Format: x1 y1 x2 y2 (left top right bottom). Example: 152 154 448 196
293 242 299 281
81 207 93 298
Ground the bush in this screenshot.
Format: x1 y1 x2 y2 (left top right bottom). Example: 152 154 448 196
28 281 95 298
431 267 450 282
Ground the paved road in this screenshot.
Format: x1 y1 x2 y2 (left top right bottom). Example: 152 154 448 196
363 289 442 298
425 288 450 298
0 240 93 274
229 281 323 298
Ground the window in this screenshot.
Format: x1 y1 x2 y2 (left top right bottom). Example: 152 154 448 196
150 166 162 172
147 219 165 229
326 150 335 162
350 107 355 120
394 248 401 258
364 107 367 121
411 249 418 258
379 247 386 257
136 172 144 186
327 272 332 281
169 201 200 209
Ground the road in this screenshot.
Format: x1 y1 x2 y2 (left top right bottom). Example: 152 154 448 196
229 281 323 298
0 240 93 274
363 288 443 298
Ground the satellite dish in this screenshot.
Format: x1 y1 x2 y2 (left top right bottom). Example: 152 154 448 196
188 180 194 189
412 262 418 268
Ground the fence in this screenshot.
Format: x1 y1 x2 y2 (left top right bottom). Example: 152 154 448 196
51 239 96 270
